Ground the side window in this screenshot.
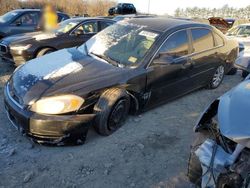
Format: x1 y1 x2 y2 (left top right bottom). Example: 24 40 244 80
191 28 214 53
214 32 224 47
58 15 69 22
159 30 189 59
14 12 39 26
57 15 63 22
75 22 98 35
100 21 113 31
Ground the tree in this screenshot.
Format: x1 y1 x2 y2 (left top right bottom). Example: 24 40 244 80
0 0 117 16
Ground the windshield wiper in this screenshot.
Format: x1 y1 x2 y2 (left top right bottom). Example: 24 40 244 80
90 52 120 67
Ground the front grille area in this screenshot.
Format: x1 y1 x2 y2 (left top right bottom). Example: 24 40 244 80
0 44 8 54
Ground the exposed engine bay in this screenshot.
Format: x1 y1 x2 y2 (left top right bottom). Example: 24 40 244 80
193 118 250 188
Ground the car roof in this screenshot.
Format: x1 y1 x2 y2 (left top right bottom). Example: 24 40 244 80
66 17 114 22
12 9 40 12
127 17 211 32
12 9 67 15
118 3 133 5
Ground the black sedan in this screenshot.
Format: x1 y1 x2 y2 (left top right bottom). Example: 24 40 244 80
4 18 238 145
0 17 115 66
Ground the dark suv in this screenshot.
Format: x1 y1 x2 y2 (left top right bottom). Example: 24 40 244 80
109 3 136 15
0 9 69 39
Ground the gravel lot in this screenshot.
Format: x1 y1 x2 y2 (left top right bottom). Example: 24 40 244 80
0 59 242 188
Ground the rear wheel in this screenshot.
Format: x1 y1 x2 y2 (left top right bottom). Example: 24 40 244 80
207 65 225 89
36 48 55 57
93 88 130 136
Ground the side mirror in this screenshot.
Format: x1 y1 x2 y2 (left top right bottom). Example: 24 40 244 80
153 53 174 66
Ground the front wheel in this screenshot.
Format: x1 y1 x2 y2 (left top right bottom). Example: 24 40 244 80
207 65 225 89
93 88 130 136
36 48 55 57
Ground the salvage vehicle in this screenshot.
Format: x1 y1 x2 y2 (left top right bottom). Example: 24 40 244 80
228 24 250 77
0 17 115 66
209 17 232 34
209 17 250 34
0 9 69 39
188 73 250 187
4 18 238 145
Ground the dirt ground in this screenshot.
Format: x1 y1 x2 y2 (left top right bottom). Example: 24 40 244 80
0 59 242 188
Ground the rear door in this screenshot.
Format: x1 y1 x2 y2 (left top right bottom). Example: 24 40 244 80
9 11 40 35
189 28 220 88
145 29 194 107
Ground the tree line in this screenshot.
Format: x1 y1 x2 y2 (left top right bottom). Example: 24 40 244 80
0 0 116 16
175 5 250 19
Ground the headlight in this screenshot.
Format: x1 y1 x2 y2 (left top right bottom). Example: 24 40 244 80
10 44 32 51
30 95 84 115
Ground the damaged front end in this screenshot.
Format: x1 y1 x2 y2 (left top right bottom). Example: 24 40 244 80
4 82 96 146
190 81 250 187
195 139 246 188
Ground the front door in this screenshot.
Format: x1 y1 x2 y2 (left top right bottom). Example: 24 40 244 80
145 29 194 107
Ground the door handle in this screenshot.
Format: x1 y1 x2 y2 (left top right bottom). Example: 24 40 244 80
183 61 192 68
182 59 193 69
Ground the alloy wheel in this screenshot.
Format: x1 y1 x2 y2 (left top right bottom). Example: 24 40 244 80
212 65 224 88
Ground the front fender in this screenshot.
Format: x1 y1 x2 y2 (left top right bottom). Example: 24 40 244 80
193 99 219 132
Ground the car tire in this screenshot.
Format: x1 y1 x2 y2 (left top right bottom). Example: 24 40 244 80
93 88 130 136
36 48 55 57
242 70 249 78
187 131 211 186
207 65 225 89
227 67 237 75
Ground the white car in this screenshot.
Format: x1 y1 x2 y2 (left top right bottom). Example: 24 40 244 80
226 24 250 77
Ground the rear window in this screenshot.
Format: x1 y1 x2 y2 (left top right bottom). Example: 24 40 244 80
191 28 214 53
214 33 224 46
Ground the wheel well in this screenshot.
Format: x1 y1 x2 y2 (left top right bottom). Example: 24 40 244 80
194 99 219 132
93 88 140 115
35 46 57 57
126 91 139 114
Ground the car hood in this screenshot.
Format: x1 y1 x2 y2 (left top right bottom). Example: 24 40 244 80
9 47 128 105
2 31 57 45
218 79 250 148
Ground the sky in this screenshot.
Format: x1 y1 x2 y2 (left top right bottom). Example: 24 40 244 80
118 0 250 15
